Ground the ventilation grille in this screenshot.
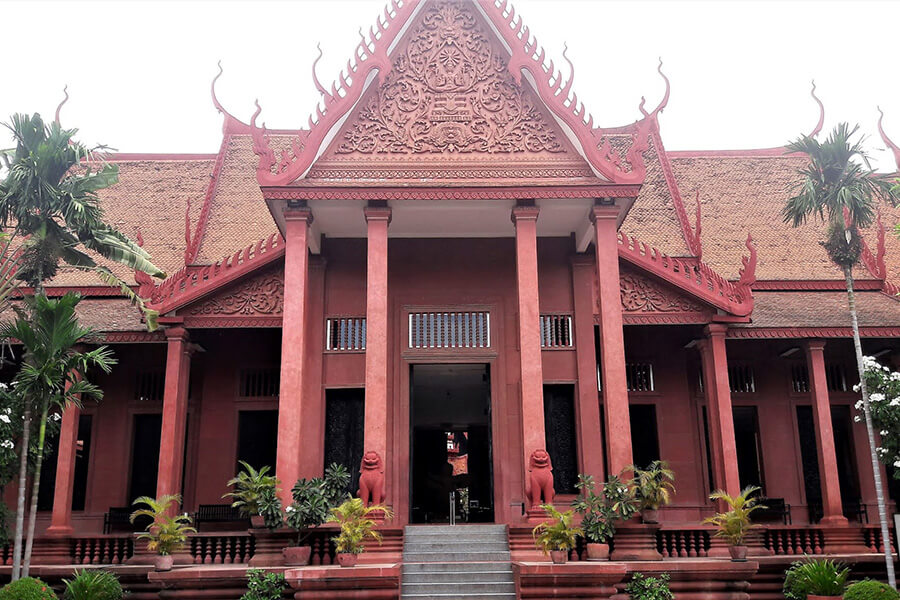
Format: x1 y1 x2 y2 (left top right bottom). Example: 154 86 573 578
409 311 490 349
240 368 280 398
540 314 573 348
326 317 367 351
626 362 654 392
729 365 756 393
791 364 810 393
826 364 848 392
134 371 165 402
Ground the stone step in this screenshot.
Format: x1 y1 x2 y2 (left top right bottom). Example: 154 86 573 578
402 550 510 562
404 525 507 535
403 532 509 542
401 594 516 600
402 581 516 595
404 541 510 552
402 561 512 574
403 570 513 583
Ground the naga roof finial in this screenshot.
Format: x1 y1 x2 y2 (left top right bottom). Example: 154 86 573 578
808 80 824 138
210 61 250 132
877 106 900 170
639 59 670 119
54 85 69 124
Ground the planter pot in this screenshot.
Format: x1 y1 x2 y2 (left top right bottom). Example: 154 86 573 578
807 596 843 600
641 508 659 524
250 515 266 529
155 554 174 572
550 550 568 564
585 543 610 561
728 545 748 562
283 545 312 566
337 553 359 567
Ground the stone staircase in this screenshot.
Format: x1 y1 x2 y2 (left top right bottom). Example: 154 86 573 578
401 524 515 599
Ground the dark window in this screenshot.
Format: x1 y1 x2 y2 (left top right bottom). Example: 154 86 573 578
134 371 165 402
796 406 823 516
543 384 578 494
733 406 765 492
701 406 714 493
831 406 861 506
72 415 93 511
728 365 756 393
239 369 280 398
629 404 660 469
324 389 365 495
129 413 162 503
37 426 61 512
236 410 278 473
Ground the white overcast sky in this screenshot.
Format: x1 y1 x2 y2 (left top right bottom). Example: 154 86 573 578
2 0 899 171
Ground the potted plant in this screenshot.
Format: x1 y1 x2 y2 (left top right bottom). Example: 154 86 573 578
62 569 124 600
783 559 850 600
843 579 899 600
702 485 764 562
572 473 637 560
284 463 350 566
130 494 197 571
224 461 281 529
630 460 675 524
327 497 394 567
532 504 583 564
625 572 675 600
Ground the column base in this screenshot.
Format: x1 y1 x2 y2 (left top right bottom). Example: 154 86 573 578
248 528 294 567
823 526 870 554
819 514 850 527
30 536 72 566
610 524 662 561
44 525 74 538
707 535 732 558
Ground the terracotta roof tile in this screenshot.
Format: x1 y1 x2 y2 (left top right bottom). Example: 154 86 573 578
735 290 900 328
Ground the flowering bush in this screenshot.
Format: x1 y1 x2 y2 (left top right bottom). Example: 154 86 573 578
0 576 58 599
858 356 900 480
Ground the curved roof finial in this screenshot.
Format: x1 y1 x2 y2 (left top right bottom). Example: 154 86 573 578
808 80 824 138
639 58 670 118
312 43 330 100
210 61 250 132
877 106 900 170
54 85 69 124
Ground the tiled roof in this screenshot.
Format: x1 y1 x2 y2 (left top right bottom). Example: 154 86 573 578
735 290 900 328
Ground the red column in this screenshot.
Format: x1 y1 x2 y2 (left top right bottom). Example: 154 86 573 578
512 206 547 475
698 324 740 496
276 208 312 507
362 205 391 503
571 253 605 481
591 205 632 475
45 400 81 536
157 327 192 501
805 340 848 525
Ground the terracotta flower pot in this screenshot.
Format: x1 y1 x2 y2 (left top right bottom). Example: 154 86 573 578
337 552 359 567
728 545 748 562
550 550 568 564
641 508 659 524
155 554 174 571
807 595 843 600
585 542 610 561
283 545 312 566
250 515 266 529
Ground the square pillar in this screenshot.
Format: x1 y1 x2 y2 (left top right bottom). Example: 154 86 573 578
571 253 605 482
512 206 547 479
157 327 192 501
276 207 313 507
804 340 848 526
45 399 81 537
591 205 632 475
361 205 391 505
698 324 740 496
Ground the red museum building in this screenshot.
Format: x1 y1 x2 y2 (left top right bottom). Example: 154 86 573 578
15 0 900 593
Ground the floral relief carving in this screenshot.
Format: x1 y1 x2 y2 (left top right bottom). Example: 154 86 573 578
619 272 705 313
335 0 566 155
188 273 284 316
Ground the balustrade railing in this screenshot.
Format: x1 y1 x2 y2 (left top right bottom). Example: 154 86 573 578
191 533 254 564
861 525 897 554
307 529 338 565
656 528 711 558
764 527 825 555
71 536 134 564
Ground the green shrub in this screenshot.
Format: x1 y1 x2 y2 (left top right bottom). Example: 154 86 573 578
241 569 286 600
844 580 900 600
63 569 123 600
783 559 850 600
625 572 674 600
0 577 59 600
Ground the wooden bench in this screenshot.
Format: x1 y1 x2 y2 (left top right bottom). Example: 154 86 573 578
808 499 869 524
193 504 249 531
754 497 792 525
103 507 150 534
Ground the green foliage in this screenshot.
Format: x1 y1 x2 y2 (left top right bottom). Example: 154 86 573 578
532 504 583 554
783 559 850 600
240 569 286 600
286 463 350 543
224 461 280 517
860 357 900 480
571 473 637 543
629 460 676 511
626 573 674 600
0 576 58 599
328 497 393 555
702 485 764 546
130 494 196 556
62 569 123 600
844 579 900 600
257 486 284 530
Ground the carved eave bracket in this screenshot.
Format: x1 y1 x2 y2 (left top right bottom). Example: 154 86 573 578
617 268 713 325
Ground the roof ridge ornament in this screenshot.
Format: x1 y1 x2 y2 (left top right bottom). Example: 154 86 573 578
211 61 251 133
54 85 69 125
638 59 670 119
808 80 824 138
877 106 900 170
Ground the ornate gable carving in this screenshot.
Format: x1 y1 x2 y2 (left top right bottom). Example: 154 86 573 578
186 268 283 317
598 267 713 324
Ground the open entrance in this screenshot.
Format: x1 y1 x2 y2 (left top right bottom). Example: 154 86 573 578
410 364 493 523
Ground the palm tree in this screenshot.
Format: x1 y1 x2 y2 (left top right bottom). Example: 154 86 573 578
0 293 114 577
783 123 898 587
0 111 163 580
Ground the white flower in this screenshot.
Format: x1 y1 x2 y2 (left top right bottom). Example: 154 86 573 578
891 399 900 407
855 400 864 409
51 413 61 422
854 416 862 422
0 383 7 390
0 440 13 450
285 506 295 513
881 430 889 436
870 393 886 403
895 460 900 468
853 384 861 393
0 415 9 424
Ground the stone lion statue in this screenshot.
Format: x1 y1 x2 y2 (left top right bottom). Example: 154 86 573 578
527 449 554 509
358 450 385 506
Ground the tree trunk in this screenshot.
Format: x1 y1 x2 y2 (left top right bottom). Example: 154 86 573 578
22 402 48 578
10 405 31 581
844 265 896 589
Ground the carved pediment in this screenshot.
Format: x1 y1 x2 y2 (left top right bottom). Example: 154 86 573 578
595 267 713 324
185 268 283 317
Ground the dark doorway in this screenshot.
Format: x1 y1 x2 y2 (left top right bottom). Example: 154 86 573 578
129 413 162 503
733 406 765 492
544 384 578 494
237 410 278 474
324 389 365 496
630 404 661 469
410 364 493 523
